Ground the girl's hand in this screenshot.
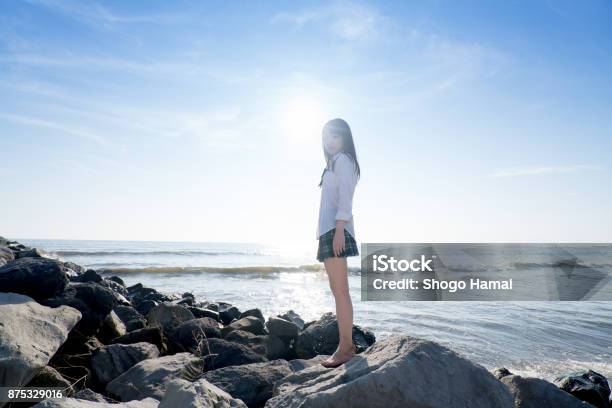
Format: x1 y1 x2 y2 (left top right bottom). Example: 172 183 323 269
333 228 345 257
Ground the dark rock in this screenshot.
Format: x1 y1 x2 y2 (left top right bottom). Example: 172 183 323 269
278 310 305 330
133 299 158 316
266 316 300 338
41 282 118 336
168 318 222 353
218 302 241 325
199 338 267 371
114 305 147 332
146 303 195 333
62 261 86 276
294 312 375 359
554 370 611 408
187 306 221 321
494 367 514 379
112 326 168 355
14 247 43 259
203 359 293 407
107 275 126 287
27 366 74 396
224 330 289 360
221 316 267 337
0 257 70 301
71 269 102 283
240 308 265 322
501 375 592 408
91 342 160 384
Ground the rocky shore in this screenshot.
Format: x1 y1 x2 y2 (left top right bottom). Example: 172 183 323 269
0 237 610 408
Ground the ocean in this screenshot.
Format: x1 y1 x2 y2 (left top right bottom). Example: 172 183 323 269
20 239 612 380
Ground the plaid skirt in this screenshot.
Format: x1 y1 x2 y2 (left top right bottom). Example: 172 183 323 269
317 228 359 262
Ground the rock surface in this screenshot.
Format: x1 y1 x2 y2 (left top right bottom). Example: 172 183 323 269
0 257 70 301
0 292 81 407
106 353 204 401
294 312 375 359
266 335 515 408
501 374 594 407
158 378 247 408
33 397 160 407
92 342 160 384
554 370 611 408
203 359 293 407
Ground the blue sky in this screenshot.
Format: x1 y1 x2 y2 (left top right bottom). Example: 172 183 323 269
1 0 611 244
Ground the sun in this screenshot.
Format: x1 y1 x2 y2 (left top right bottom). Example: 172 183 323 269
280 93 329 144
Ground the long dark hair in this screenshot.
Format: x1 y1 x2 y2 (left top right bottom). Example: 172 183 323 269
318 118 361 187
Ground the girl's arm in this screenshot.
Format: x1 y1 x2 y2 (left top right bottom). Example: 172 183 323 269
333 154 358 256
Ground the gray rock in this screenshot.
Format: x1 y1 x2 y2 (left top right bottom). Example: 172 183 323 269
33 397 160 407
106 353 204 401
198 338 267 371
146 303 195 333
239 308 265 322
158 378 247 408
203 359 293 407
72 389 112 403
0 293 81 407
187 306 220 321
0 246 14 266
92 342 160 384
501 374 594 408
0 257 70 301
554 370 610 408
294 312 375 359
266 335 515 408
15 247 43 258
265 316 300 338
97 310 127 343
224 330 288 360
221 316 267 337
114 305 147 332
287 355 330 372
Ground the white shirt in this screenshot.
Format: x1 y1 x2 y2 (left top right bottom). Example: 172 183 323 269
317 152 358 239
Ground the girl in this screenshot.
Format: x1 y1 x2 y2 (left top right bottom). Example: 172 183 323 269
316 118 361 368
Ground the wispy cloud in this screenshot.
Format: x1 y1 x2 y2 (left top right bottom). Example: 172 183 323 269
270 0 389 41
0 112 108 145
489 164 603 178
24 0 190 27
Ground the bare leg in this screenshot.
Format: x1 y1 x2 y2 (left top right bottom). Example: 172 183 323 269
321 257 356 367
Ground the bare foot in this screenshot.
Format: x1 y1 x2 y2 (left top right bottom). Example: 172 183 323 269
320 344 356 368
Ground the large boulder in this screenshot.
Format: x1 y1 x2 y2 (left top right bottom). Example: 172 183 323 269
554 370 611 408
91 342 160 384
224 330 288 360
158 378 247 408
198 338 267 371
203 359 293 407
33 397 160 407
265 335 515 408
0 246 14 266
41 282 118 336
0 257 70 301
27 366 74 396
501 375 594 407
106 353 204 401
168 318 222 353
265 316 300 338
0 293 81 407
294 312 375 359
146 303 195 333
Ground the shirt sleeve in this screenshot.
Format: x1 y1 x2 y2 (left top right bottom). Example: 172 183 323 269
333 153 358 222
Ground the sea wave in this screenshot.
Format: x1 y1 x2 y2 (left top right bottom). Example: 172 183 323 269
52 250 264 257
97 264 357 274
